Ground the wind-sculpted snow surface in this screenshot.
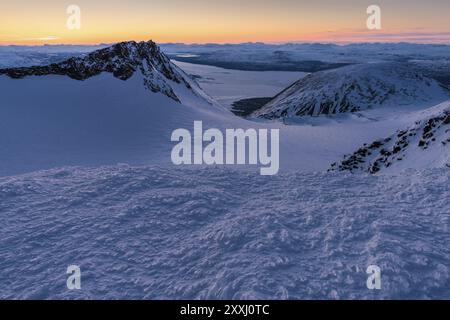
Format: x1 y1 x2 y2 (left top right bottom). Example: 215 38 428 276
1 165 449 299
253 63 450 119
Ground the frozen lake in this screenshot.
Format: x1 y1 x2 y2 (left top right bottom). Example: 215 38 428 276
173 60 307 108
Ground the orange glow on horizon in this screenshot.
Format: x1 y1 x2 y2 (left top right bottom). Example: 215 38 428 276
1 1 450 46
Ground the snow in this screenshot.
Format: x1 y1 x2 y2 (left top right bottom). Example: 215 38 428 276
331 101 450 173
172 60 307 108
253 63 450 119
3 70 439 177
0 165 449 299
2 68 449 177
1 42 450 300
0 71 227 176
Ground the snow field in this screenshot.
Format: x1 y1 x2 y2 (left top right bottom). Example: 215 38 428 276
0 165 449 299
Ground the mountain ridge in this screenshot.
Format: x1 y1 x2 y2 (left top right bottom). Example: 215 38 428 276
0 40 196 102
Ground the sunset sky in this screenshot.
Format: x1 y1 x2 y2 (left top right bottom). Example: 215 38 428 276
1 0 450 45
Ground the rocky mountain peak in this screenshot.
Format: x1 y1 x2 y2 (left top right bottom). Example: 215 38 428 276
0 40 194 102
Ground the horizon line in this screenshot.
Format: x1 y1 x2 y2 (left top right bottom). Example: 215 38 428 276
2 40 450 47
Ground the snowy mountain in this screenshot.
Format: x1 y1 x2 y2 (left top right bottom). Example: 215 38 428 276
253 63 450 119
330 101 450 173
0 40 209 103
0 40 227 176
1 42 450 300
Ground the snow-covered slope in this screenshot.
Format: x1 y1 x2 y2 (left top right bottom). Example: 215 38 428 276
1 43 448 177
253 63 450 119
0 41 230 176
330 101 450 173
1 165 449 299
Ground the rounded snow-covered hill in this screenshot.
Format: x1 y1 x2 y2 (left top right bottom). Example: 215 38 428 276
253 63 450 119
